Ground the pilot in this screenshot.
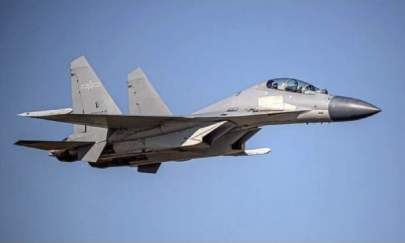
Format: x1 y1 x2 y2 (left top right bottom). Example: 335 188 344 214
267 80 279 89
286 79 298 92
276 80 287 91
266 80 274 88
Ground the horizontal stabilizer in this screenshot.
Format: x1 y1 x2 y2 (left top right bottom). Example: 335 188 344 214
15 140 94 151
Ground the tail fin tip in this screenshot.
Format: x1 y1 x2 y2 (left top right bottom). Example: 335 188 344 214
70 56 88 69
128 67 145 80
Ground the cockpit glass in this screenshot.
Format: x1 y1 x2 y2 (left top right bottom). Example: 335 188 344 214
266 78 324 94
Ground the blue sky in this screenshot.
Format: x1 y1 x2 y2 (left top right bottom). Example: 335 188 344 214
1 0 404 242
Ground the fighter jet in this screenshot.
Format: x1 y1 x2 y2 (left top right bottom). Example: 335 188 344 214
15 56 381 173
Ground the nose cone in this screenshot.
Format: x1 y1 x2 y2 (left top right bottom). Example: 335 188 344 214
329 96 381 121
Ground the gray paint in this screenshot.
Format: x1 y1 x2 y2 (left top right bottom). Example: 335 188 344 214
16 57 381 173
329 96 381 121
127 68 172 115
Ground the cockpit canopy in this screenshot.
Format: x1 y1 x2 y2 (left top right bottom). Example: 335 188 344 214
266 78 328 94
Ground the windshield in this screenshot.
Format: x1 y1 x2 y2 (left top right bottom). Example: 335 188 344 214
266 78 325 94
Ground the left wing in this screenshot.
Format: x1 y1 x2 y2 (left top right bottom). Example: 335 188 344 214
15 140 94 151
18 109 309 129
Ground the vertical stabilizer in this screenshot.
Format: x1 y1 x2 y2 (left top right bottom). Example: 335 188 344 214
127 68 172 115
69 56 120 162
70 56 121 134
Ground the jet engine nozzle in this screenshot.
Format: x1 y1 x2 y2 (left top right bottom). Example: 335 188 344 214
329 96 381 121
50 149 79 162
